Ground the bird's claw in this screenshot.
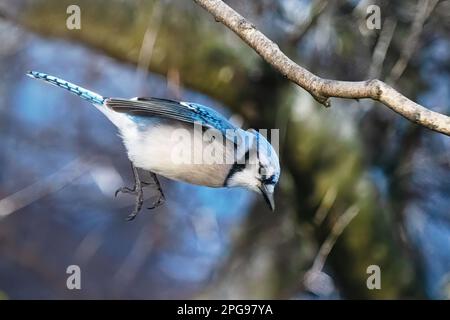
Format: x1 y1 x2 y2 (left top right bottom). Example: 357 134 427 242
126 211 138 221
115 186 136 197
148 195 165 210
125 190 144 222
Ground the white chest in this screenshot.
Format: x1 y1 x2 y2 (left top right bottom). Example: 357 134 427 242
119 119 234 187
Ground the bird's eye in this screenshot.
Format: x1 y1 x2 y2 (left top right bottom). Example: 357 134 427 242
262 175 276 185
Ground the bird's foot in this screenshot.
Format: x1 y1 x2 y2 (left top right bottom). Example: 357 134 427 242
147 172 165 210
115 186 137 197
125 187 144 221
116 164 165 221
148 194 165 210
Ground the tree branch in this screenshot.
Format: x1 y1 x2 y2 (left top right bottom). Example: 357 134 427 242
193 0 450 136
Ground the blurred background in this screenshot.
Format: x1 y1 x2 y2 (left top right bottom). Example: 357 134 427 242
0 0 449 299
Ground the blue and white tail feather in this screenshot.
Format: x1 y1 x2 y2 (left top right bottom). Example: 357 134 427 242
27 71 105 105
27 70 135 130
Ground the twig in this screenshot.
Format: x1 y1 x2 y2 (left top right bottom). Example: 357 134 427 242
193 0 450 136
369 17 397 79
313 185 338 226
287 0 329 44
388 0 439 83
302 205 359 294
0 156 95 219
135 2 163 95
309 205 360 275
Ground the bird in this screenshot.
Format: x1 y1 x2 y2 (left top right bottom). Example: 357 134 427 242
27 71 280 220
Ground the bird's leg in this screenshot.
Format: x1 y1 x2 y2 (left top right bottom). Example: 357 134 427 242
115 162 139 196
126 165 144 221
115 163 144 221
147 172 165 210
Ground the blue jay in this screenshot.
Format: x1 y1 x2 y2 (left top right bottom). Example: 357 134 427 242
27 71 280 220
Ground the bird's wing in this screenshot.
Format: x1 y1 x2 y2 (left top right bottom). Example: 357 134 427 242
105 97 237 135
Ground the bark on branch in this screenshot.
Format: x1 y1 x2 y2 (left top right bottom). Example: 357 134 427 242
193 0 450 136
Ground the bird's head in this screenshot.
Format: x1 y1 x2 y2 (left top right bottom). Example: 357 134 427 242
225 129 280 211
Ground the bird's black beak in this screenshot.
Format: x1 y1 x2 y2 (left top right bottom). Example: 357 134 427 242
259 185 275 211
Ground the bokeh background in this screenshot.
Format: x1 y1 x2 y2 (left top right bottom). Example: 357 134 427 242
0 0 449 299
